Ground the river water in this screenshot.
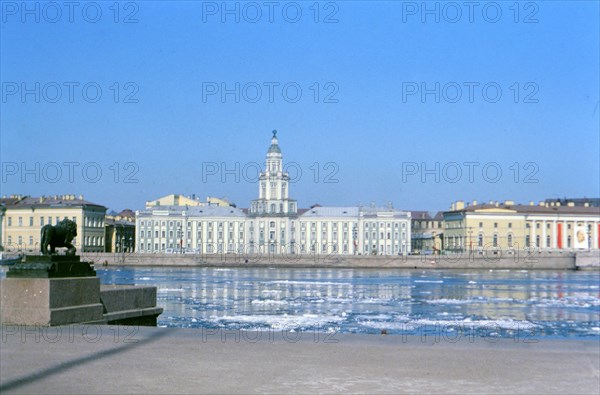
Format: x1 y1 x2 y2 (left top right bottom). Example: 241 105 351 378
93 266 600 339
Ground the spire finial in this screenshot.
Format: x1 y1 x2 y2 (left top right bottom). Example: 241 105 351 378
272 129 277 138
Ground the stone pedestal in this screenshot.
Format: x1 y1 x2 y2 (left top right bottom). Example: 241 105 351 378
0 255 105 326
6 255 97 278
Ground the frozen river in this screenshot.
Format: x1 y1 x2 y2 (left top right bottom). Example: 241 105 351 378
94 266 600 339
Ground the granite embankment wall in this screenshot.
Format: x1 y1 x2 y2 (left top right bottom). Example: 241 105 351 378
79 251 600 270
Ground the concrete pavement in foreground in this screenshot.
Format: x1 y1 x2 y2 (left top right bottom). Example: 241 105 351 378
1 325 599 394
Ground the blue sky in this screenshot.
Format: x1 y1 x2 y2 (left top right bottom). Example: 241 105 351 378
1 1 599 212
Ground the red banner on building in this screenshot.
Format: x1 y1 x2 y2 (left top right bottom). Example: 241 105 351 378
557 223 563 249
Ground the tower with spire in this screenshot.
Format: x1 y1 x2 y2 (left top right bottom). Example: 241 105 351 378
249 130 297 216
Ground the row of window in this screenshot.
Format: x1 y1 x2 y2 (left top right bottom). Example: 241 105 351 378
85 217 104 227
526 222 593 230
137 241 405 255
6 216 76 227
364 231 407 240
5 235 103 246
139 220 244 229
6 236 35 245
364 222 406 229
251 201 295 214
413 221 443 229
448 221 595 230
5 216 103 227
139 230 245 240
139 228 408 245
445 233 592 249
139 219 408 232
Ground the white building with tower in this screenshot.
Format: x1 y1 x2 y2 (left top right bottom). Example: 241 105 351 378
135 131 411 255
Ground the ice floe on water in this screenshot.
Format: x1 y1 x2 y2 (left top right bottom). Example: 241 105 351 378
410 318 539 330
357 297 396 304
251 299 288 305
260 289 282 296
424 297 524 304
535 296 600 308
352 316 539 333
92 267 600 338
322 297 354 304
212 313 345 329
425 299 478 304
358 321 418 331
354 314 400 321
268 280 352 286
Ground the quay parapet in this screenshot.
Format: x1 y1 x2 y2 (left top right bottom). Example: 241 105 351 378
0 255 162 326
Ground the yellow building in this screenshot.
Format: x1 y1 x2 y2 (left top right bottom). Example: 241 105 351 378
145 194 232 208
0 204 5 251
443 200 600 253
0 194 107 253
105 209 136 253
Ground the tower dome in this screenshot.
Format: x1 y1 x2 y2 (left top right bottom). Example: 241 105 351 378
249 130 297 217
267 130 281 154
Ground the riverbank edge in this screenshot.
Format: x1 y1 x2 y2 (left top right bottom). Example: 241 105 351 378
79 252 600 270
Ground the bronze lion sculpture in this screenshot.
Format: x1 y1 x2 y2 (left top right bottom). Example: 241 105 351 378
40 219 78 256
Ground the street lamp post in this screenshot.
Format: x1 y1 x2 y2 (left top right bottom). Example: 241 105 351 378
121 235 125 262
177 224 183 254
468 227 473 255
115 224 124 254
352 225 358 255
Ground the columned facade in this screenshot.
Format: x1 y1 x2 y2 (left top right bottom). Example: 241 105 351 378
136 131 411 256
443 202 600 253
